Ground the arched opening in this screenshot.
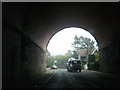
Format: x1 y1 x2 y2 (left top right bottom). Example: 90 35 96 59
46 27 99 71
3 2 120 88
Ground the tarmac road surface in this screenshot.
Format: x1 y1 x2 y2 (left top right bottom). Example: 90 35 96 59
19 69 120 88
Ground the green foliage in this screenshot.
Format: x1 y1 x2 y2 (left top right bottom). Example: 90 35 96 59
88 53 100 71
46 51 74 68
46 55 54 68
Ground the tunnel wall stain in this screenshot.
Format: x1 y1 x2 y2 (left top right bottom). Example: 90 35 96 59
21 34 46 79
99 33 120 74
3 21 46 88
3 22 22 88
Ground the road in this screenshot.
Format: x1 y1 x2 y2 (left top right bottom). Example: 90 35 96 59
20 69 120 88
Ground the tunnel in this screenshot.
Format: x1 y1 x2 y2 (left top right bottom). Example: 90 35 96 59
2 2 120 88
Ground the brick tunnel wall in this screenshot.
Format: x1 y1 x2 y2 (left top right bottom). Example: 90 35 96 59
3 21 46 88
99 32 120 74
21 35 46 79
3 22 22 87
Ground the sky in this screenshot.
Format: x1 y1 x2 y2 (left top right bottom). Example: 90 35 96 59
47 27 98 56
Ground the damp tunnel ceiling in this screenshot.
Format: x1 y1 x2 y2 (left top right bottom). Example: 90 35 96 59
3 3 119 50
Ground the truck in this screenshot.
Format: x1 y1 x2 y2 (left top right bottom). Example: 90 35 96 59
66 58 81 72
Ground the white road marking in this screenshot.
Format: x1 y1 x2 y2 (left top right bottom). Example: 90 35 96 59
86 81 99 88
44 71 56 83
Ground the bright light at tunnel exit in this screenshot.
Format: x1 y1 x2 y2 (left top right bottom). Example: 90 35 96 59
47 27 98 56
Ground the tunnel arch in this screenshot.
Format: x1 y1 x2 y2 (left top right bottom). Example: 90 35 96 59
18 3 118 51
46 26 99 55
3 2 119 88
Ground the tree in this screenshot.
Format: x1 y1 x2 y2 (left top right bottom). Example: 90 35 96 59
88 53 100 71
71 35 98 69
72 35 96 57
